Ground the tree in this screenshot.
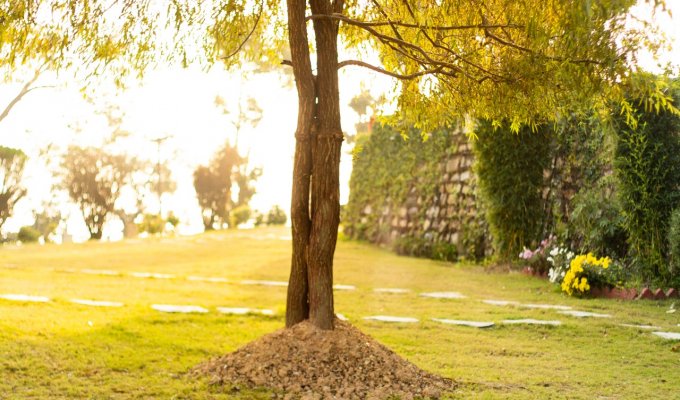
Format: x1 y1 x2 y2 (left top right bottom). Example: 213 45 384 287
32 206 62 243
279 0 678 330
193 142 260 230
60 146 137 240
0 146 27 232
3 0 673 332
266 205 288 226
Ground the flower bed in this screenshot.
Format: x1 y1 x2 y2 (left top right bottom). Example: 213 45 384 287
519 239 678 300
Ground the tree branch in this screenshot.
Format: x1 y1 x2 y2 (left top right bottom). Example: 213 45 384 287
219 0 264 61
305 13 523 31
337 59 444 80
0 68 51 125
480 15 601 65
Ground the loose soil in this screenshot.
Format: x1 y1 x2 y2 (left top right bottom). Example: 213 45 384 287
198 319 455 399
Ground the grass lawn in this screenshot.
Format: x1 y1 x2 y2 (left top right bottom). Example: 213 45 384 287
1 226 678 399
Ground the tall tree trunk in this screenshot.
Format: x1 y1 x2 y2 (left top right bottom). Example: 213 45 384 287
306 0 343 330
285 0 344 330
285 0 316 327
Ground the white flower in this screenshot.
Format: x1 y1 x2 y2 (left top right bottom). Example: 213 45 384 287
550 248 559 257
567 251 574 260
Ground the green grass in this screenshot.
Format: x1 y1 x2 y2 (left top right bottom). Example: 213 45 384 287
1 227 679 399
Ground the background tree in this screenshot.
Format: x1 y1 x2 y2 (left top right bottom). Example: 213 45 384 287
32 206 62 243
266 205 288 226
60 146 137 240
193 143 260 230
347 86 382 141
0 146 27 233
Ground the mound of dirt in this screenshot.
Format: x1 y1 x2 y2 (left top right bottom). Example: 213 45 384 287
198 319 455 399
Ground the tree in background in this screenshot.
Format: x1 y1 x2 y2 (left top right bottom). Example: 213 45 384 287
347 86 383 141
32 206 62 243
60 146 138 240
194 143 260 230
266 205 288 226
0 146 28 233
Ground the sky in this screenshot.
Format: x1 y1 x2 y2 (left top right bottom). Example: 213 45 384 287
0 1 678 242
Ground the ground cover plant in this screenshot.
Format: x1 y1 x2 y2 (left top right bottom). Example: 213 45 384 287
1 227 679 399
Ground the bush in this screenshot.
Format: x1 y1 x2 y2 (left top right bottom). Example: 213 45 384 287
17 226 41 243
266 205 287 225
230 205 252 227
138 214 165 235
473 120 552 260
393 236 458 262
614 83 680 285
569 176 628 259
253 211 265 227
669 208 680 286
166 212 180 228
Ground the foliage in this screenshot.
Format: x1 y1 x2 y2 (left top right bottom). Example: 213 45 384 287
344 123 483 260
60 146 138 240
394 236 458 262
266 205 287 226
253 211 265 227
473 120 552 261
230 205 252 228
137 214 165 235
613 79 680 285
545 113 617 246
668 208 680 287
193 143 259 231
32 207 62 242
569 176 628 259
17 225 40 243
166 212 180 228
0 146 27 232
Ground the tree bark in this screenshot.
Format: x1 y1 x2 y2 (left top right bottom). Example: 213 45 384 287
285 0 344 330
285 0 316 327
307 0 343 330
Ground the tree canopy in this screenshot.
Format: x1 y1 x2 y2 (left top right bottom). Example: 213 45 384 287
4 1 672 123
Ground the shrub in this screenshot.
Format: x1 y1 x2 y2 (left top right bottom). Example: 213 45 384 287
473 120 552 260
266 205 287 225
253 211 265 227
230 205 251 227
166 212 180 228
17 226 41 243
669 208 680 286
393 236 458 262
614 82 680 285
569 176 628 259
138 214 165 234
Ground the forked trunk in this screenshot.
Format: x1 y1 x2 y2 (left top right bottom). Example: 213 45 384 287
285 0 316 327
285 0 343 330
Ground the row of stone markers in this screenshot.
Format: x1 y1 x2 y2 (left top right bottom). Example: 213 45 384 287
2 291 679 340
